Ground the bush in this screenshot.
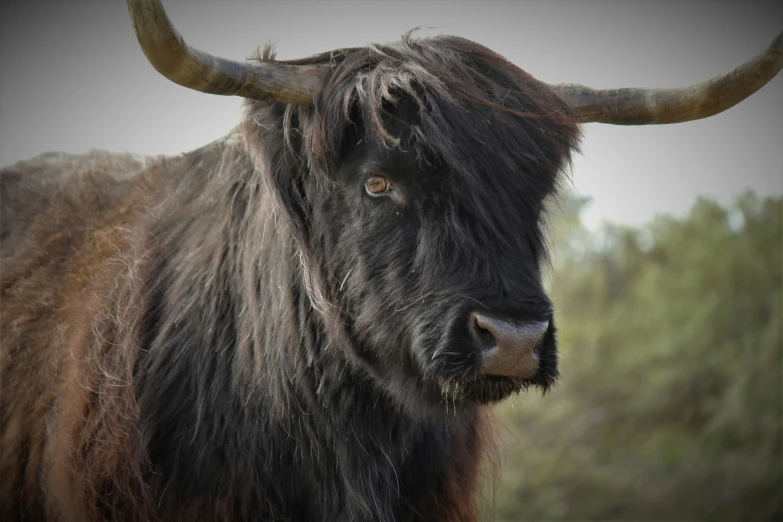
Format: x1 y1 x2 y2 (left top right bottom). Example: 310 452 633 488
487 192 782 521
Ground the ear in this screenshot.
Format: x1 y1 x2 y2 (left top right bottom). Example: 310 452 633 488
273 166 336 318
245 104 345 323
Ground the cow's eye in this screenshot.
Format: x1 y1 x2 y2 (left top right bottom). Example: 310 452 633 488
365 176 393 195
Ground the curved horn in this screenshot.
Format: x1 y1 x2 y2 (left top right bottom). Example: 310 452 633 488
127 0 328 106
550 29 783 125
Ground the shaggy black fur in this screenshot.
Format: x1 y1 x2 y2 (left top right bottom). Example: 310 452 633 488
1 34 580 521
134 35 579 520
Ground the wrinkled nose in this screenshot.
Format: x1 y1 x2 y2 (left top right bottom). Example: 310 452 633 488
470 312 549 379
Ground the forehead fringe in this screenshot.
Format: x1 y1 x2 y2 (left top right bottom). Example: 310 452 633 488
307 34 580 177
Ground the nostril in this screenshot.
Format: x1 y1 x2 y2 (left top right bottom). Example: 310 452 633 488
470 313 496 352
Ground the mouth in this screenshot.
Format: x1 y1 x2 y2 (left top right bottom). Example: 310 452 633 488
436 370 556 405
438 374 524 404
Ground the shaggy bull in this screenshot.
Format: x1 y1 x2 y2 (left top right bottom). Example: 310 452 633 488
2 1 781 520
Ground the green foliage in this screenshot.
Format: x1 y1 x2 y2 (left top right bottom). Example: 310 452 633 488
486 192 782 521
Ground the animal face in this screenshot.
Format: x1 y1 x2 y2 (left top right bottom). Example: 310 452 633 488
242 37 583 414
232 36 584 419
310 110 560 411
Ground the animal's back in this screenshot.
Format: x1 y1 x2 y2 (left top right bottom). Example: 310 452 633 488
1 150 151 266
0 149 168 520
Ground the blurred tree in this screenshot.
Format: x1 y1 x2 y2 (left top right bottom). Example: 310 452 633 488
486 191 782 521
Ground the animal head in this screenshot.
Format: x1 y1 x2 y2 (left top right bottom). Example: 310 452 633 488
127 0 782 410
247 37 579 408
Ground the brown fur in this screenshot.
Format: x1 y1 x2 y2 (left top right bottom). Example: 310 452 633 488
2 151 167 520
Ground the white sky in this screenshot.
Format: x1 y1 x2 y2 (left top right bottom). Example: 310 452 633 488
1 1 781 229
